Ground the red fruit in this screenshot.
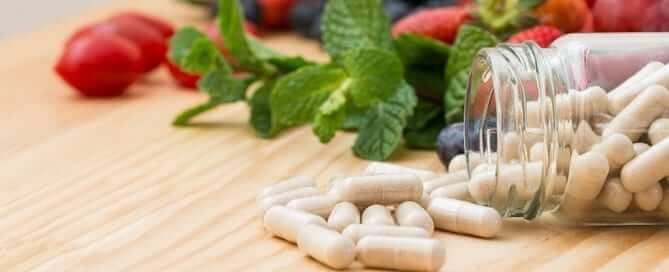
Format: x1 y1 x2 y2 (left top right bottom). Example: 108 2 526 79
71 19 167 73
533 0 591 33
640 0 669 31
166 60 200 89
258 0 297 29
593 0 655 32
585 0 597 8
507 25 563 48
110 12 175 38
55 32 144 97
392 7 470 44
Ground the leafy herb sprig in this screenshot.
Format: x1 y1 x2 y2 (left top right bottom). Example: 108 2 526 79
168 0 498 161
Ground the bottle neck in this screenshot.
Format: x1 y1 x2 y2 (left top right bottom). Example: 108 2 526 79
465 42 574 219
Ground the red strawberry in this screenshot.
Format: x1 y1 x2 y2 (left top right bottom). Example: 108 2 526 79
533 0 591 33
166 60 200 89
110 12 174 38
392 7 470 44
258 0 297 29
507 25 563 48
593 0 655 32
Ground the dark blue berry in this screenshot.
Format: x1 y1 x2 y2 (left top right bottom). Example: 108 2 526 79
437 122 465 167
384 0 413 22
422 0 459 7
241 0 261 24
290 0 325 39
209 0 219 18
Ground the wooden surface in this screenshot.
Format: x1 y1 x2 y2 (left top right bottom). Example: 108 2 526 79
1 1 668 271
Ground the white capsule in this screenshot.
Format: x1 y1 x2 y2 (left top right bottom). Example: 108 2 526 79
422 170 468 195
633 142 651 156
658 188 669 216
263 206 327 243
529 143 571 173
604 85 669 141
362 204 396 226
621 138 669 192
256 176 315 204
448 153 482 173
297 224 355 269
356 236 446 272
608 64 669 114
590 133 636 171
333 174 423 206
427 198 502 238
364 162 438 181
342 224 430 243
597 178 633 213
395 201 434 234
551 175 567 196
468 162 543 204
572 121 601 154
565 151 610 200
608 61 664 99
258 187 320 212
501 132 521 162
286 194 339 218
634 183 663 211
649 118 669 145
326 176 348 192
327 202 360 232
430 182 472 202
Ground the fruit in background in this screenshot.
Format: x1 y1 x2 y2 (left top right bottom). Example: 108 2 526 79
640 0 669 31
585 0 596 8
110 12 175 38
437 122 465 166
384 0 413 22
592 0 655 32
422 0 472 7
474 0 539 39
507 25 562 48
289 0 325 39
166 60 201 89
392 6 470 44
259 0 298 29
241 0 262 24
206 20 259 53
55 32 144 97
533 0 591 33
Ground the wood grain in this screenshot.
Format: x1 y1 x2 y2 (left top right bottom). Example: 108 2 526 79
0 0 667 271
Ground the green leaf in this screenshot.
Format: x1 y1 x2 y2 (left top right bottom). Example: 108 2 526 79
267 55 317 73
341 48 403 107
271 66 350 126
313 89 347 143
394 34 450 67
353 82 418 161
342 103 368 130
404 117 444 150
168 27 207 66
321 0 393 58
249 81 281 138
444 69 470 123
406 100 442 130
198 66 248 103
405 68 446 100
181 38 223 74
218 0 271 73
173 100 220 126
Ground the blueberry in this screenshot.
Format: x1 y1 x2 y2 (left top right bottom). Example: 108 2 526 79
290 0 325 39
240 0 261 24
437 122 465 167
422 0 459 7
384 0 413 22
209 0 219 18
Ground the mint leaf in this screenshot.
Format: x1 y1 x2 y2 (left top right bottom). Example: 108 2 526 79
353 82 418 160
395 34 450 67
341 48 403 107
407 100 442 130
444 25 497 124
322 0 393 58
267 56 316 72
173 100 220 126
404 117 444 150
218 0 271 73
181 38 223 74
342 103 368 130
313 89 347 143
405 68 446 100
168 27 207 66
271 65 349 126
250 81 281 138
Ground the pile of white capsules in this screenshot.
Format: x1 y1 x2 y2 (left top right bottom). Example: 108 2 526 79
257 162 500 271
467 61 669 219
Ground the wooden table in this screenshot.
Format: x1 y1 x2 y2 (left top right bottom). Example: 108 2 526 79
1 1 668 271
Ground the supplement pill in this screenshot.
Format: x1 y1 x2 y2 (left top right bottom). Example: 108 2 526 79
608 64 669 114
621 138 669 192
597 178 633 213
287 194 339 218
649 118 669 145
565 151 610 200
356 236 446 272
604 85 669 141
448 153 482 173
362 204 396 226
590 133 636 171
608 61 664 99
633 142 651 156
572 121 601 154
430 182 472 202
342 224 430 243
327 202 360 232
395 201 434 234
256 176 315 204
334 174 423 206
427 198 502 238
258 187 320 212
297 224 355 269
659 188 669 216
634 183 663 211
364 162 437 181
263 206 327 243
422 170 468 195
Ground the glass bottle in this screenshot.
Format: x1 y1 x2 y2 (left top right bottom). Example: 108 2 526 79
464 33 669 225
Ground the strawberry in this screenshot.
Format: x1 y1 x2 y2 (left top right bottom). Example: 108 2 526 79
507 25 562 48
392 7 470 44
593 0 655 32
110 12 174 38
258 0 297 29
533 0 591 33
166 60 200 89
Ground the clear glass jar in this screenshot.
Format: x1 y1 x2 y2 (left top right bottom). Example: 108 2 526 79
464 33 669 225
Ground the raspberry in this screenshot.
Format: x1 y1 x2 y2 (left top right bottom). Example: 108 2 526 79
258 0 297 29
507 25 563 48
392 7 470 44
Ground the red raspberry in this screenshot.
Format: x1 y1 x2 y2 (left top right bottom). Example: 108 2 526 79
392 7 470 44
507 25 563 48
258 0 297 29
